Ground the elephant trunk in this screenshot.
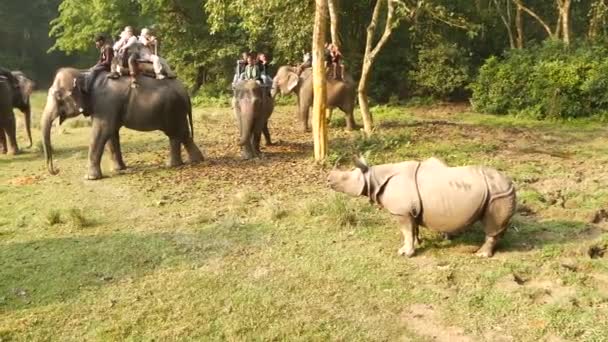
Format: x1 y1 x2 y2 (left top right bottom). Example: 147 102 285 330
41 101 58 175
23 101 32 148
239 100 257 146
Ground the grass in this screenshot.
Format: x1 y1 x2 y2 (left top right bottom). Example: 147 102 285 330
0 93 607 340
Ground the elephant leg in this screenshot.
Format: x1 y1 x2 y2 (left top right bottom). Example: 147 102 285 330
168 137 184 167
86 120 111 180
105 132 127 171
183 137 204 163
298 97 311 132
263 122 274 146
253 130 263 156
4 111 19 155
300 107 311 132
0 127 7 154
340 104 357 131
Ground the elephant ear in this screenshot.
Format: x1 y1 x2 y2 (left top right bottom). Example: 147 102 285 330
73 75 86 93
286 72 299 92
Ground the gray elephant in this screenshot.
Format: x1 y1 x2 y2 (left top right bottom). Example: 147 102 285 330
327 157 516 258
0 71 33 153
0 78 18 155
232 80 274 159
271 66 357 132
41 67 204 180
12 71 35 147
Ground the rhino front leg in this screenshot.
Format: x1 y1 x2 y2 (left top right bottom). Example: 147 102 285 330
397 215 418 257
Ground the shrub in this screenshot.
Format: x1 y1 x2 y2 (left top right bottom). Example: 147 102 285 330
471 40 608 119
409 42 471 99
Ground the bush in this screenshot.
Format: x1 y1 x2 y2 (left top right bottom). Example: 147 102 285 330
409 42 471 99
471 40 608 119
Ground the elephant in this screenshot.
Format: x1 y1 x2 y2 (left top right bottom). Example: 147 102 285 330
271 66 357 132
0 71 33 153
0 78 18 155
41 67 204 180
232 80 274 159
12 71 35 147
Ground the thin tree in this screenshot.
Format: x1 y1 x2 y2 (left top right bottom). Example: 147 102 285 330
358 0 397 136
312 0 329 160
328 0 341 48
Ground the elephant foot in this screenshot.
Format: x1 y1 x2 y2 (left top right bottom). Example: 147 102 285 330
6 149 20 156
241 151 255 160
188 149 204 164
265 140 276 146
84 169 103 180
113 163 127 172
345 124 361 132
167 160 184 168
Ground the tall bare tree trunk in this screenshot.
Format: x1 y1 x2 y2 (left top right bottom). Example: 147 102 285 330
515 2 524 48
313 0 329 161
493 0 516 49
328 0 341 48
558 0 571 45
358 0 396 136
513 0 555 39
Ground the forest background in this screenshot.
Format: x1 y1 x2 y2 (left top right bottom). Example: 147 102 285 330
2 0 608 119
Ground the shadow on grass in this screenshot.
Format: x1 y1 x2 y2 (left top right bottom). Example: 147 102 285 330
0 223 266 312
415 216 606 256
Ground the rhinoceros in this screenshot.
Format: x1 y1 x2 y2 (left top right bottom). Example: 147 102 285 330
327 157 516 257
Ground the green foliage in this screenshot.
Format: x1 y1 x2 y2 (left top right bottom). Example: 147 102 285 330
471 41 608 119
409 41 471 99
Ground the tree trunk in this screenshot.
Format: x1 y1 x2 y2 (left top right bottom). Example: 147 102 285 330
493 0 516 49
558 0 571 45
513 0 554 39
515 2 524 48
328 0 341 49
312 0 329 161
358 0 396 136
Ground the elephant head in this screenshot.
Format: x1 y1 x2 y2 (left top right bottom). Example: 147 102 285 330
11 71 35 147
41 68 84 175
271 66 301 98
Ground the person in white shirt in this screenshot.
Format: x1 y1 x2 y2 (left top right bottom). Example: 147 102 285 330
138 28 174 80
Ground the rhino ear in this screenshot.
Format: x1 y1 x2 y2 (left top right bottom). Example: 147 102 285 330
353 155 368 172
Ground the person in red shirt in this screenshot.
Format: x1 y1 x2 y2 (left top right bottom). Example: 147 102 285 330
85 35 114 93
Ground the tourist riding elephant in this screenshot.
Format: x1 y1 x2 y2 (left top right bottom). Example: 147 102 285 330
271 66 357 132
41 67 204 180
232 80 274 159
0 78 18 155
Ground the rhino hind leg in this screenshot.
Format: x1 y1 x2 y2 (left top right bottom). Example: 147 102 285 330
477 193 516 257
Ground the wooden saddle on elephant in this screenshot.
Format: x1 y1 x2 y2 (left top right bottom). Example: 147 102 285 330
114 60 177 79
